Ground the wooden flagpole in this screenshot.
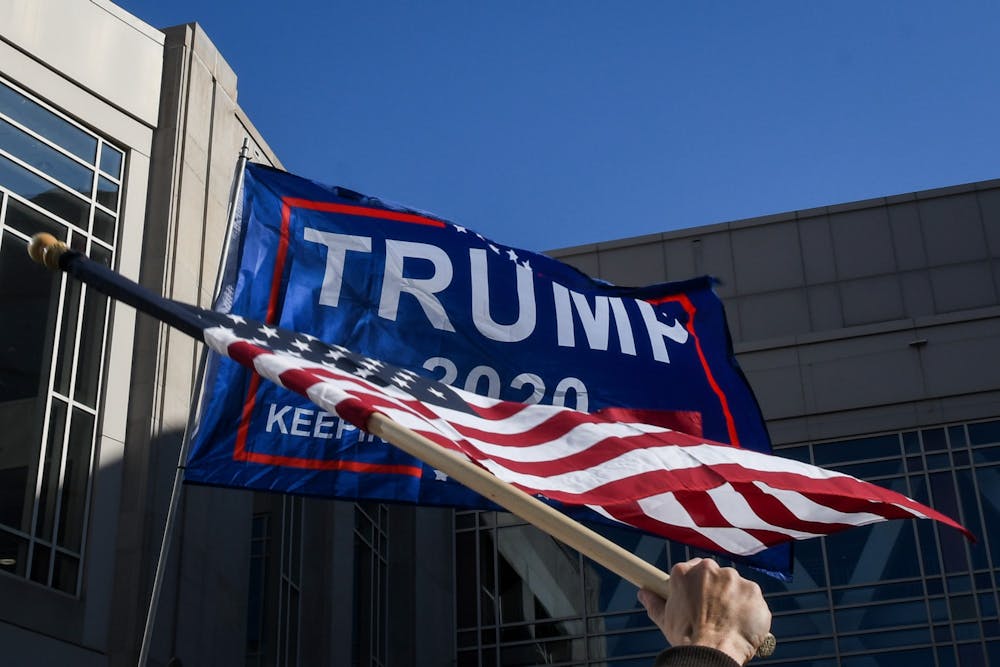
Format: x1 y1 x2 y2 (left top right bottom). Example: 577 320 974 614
366 413 777 658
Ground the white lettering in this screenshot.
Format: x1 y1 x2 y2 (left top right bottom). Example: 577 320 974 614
469 248 536 342
553 377 588 412
291 407 314 436
636 299 689 363
510 372 544 404
303 228 372 307
336 418 357 439
266 404 291 434
313 411 336 438
553 284 636 355
379 240 455 331
464 364 502 398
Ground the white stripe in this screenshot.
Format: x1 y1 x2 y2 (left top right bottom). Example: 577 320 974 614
754 481 888 526
636 491 767 556
705 483 824 540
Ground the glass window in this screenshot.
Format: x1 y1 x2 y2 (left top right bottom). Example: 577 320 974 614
99 143 123 179
0 118 94 196
0 81 97 162
0 76 123 596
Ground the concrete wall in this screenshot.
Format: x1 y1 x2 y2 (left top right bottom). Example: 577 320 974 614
105 21 284 667
0 1 160 663
550 180 1000 447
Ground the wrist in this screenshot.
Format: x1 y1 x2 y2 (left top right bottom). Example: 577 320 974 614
686 630 755 665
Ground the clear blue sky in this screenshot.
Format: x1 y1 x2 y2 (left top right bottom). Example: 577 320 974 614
114 0 999 252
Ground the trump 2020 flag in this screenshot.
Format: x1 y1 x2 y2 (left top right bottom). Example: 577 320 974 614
187 164 785 571
31 236 970 573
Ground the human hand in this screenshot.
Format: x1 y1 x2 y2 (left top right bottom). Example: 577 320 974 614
637 558 772 665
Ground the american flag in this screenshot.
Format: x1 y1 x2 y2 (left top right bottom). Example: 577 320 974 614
202 312 971 558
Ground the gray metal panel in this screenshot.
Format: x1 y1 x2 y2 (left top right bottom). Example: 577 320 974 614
663 237 696 283
918 317 1000 396
829 207 897 279
797 214 837 284
929 263 996 313
839 275 905 326
807 284 844 331
736 289 811 341
887 202 928 271
597 242 667 286
731 222 804 293
898 270 936 317
919 193 989 265
979 188 1000 256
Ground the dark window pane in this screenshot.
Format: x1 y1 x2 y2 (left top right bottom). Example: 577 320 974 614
926 453 950 470
948 425 968 447
0 81 97 162
902 431 920 453
838 626 931 652
813 434 900 465
0 231 59 533
57 408 94 551
74 287 107 407
29 542 50 584
5 199 67 242
972 445 1000 464
89 242 112 268
0 117 94 195
827 520 920 586
96 175 118 212
92 208 115 244
922 428 947 451
0 155 89 227
969 420 1000 446
99 144 123 178
34 398 67 541
456 531 477 627
833 579 925 606
835 599 929 632
53 551 79 595
0 528 28 576
54 276 81 397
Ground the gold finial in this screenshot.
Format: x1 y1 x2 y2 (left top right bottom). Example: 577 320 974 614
27 233 68 270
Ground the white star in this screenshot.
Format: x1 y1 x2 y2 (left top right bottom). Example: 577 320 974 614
326 348 345 360
475 233 485 241
259 325 278 339
301 333 318 341
227 314 247 325
454 225 467 233
360 358 383 371
291 339 311 352
428 387 445 399
391 374 412 388
520 259 531 271
488 244 500 254
433 469 448 481
355 367 373 379
506 249 518 262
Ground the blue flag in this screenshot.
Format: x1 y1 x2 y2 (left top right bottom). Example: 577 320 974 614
187 164 789 575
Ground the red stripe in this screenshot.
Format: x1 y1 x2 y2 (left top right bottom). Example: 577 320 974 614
646 295 740 447
282 197 446 228
671 489 790 545
599 500 729 554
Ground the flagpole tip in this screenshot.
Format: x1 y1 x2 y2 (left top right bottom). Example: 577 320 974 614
27 233 67 270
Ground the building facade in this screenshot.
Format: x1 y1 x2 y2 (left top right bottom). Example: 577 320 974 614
0 2 998 666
